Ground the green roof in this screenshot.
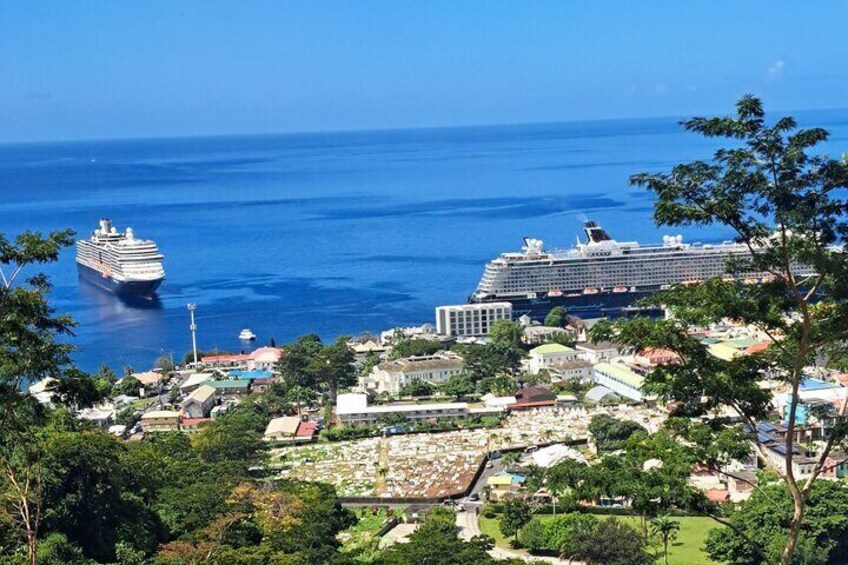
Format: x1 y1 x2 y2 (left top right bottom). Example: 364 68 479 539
725 337 757 349
530 343 574 355
593 363 645 389
209 379 251 389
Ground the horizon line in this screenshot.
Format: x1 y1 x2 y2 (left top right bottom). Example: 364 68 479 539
3 104 848 148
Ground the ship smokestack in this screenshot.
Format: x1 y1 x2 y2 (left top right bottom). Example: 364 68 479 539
99 218 112 234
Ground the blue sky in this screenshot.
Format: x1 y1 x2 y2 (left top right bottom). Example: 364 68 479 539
1 1 847 142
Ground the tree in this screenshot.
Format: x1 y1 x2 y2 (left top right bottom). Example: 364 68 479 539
544 306 566 328
650 515 680 565
388 338 444 359
704 480 848 565
591 96 848 565
0 228 83 565
500 498 532 546
588 414 646 453
154 355 174 373
570 518 651 565
399 379 434 398
518 519 546 552
285 385 313 417
440 372 476 399
489 319 524 347
115 376 142 397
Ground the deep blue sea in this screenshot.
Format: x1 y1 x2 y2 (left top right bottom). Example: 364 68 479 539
3 110 848 372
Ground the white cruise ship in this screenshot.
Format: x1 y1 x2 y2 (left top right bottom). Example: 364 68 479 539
76 219 165 299
470 221 813 319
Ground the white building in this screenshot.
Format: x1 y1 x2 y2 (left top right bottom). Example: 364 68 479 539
335 393 469 427
592 362 646 402
526 343 585 373
436 302 512 337
359 352 464 395
575 341 621 364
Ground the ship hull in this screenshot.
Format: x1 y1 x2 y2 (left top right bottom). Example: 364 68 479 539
77 263 163 299
471 288 664 321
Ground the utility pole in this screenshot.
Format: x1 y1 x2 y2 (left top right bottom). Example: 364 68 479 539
187 303 198 366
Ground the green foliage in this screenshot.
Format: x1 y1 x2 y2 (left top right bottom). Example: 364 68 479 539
569 518 651 565
375 506 497 565
389 338 445 359
500 498 532 543
278 335 355 401
398 379 434 397
593 96 848 564
154 355 175 373
518 519 546 552
458 342 524 383
651 514 681 565
541 512 598 556
489 319 524 347
35 533 94 565
114 376 143 397
704 480 848 565
544 306 566 328
439 372 477 399
588 414 646 453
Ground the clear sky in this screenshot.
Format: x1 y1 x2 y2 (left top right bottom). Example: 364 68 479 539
2 1 847 142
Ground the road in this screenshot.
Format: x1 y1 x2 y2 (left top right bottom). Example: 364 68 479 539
454 455 580 564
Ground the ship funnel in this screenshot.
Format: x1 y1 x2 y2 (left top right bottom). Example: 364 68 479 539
99 218 112 234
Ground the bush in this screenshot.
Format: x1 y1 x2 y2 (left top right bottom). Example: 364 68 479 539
518 519 546 552
542 512 598 555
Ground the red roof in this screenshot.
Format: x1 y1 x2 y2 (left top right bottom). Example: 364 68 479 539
201 354 250 363
745 342 770 354
296 421 318 437
509 400 557 410
706 489 730 503
181 417 213 427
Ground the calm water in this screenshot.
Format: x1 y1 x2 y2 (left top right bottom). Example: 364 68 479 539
3 110 848 371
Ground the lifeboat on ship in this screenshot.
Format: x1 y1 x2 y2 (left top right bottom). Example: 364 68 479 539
612 286 628 293
583 288 599 295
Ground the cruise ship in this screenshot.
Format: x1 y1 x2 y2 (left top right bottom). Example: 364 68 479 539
76 219 165 299
470 221 813 319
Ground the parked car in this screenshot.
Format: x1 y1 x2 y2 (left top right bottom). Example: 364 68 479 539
469 492 480 502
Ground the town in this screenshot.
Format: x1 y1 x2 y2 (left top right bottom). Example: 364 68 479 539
25 296 848 564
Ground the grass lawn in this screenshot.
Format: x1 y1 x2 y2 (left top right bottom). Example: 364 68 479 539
479 513 719 565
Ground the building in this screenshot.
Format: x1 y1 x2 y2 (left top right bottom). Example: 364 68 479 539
486 472 526 501
521 325 568 345
436 302 512 337
140 410 180 433
180 384 217 418
575 341 621 364
180 418 213 433
592 362 646 402
335 393 469 427
180 372 213 394
360 352 464 395
77 406 115 427
209 379 251 396
526 343 584 373
131 371 166 389
200 353 251 368
633 348 680 367
548 359 594 383
511 386 558 410
264 416 302 442
248 347 282 370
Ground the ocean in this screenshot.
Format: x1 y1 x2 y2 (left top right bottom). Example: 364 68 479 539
2 110 847 372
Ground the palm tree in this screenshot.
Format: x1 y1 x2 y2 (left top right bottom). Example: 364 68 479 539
650 514 680 565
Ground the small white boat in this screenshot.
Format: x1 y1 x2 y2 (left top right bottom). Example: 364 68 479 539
239 329 257 341
612 286 628 293
583 287 599 295
548 289 563 297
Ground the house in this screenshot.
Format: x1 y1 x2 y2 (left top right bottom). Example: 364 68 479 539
200 353 251 368
511 386 557 410
526 343 584 374
486 472 526 501
823 453 848 479
335 392 469 427
181 384 217 418
633 348 679 367
530 444 587 468
706 489 730 504
359 352 464 395
132 371 165 389
180 372 213 394
77 406 115 427
548 359 594 383
209 379 251 396
522 325 568 345
349 339 387 356
251 378 274 394
28 377 57 406
140 410 180 433
264 416 302 442
248 347 282 371
180 418 213 433
592 363 646 402
575 341 621 364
